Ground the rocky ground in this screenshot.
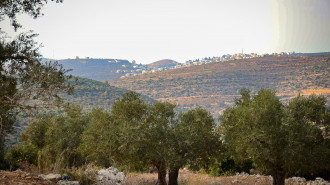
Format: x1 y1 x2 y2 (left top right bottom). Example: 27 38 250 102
0 170 55 185
1 169 329 185
0 167 125 185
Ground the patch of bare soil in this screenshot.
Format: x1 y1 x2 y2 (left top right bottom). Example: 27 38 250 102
0 170 55 185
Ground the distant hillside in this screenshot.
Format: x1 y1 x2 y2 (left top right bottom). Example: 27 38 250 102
7 77 155 147
56 58 134 81
147 59 180 69
62 77 129 111
62 77 155 112
108 55 330 117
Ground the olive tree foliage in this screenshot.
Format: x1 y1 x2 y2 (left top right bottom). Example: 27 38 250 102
78 109 115 168
81 92 170 185
80 92 221 185
0 0 63 30
168 108 221 185
282 95 329 178
8 105 88 172
0 0 73 168
220 88 330 185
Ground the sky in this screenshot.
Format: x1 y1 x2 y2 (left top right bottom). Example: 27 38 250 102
3 0 330 64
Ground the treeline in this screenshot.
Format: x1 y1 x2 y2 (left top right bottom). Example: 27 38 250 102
5 89 330 185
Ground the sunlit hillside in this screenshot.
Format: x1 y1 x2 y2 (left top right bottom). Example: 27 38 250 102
108 55 330 117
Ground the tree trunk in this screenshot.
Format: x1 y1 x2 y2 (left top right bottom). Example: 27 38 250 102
168 168 179 185
272 171 285 185
0 129 6 169
155 162 167 185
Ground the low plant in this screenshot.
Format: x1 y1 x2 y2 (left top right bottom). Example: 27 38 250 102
61 164 99 185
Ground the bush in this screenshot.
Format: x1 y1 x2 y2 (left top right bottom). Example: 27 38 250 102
61 164 99 185
209 156 252 177
5 143 38 169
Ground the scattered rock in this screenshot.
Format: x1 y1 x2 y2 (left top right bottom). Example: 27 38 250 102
0 170 56 184
269 175 273 181
250 174 261 178
57 180 79 185
286 176 329 185
39 173 62 183
96 167 125 185
235 172 249 177
287 177 307 185
232 179 244 183
307 177 329 185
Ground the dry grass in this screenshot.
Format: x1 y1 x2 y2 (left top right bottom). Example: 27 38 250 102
126 170 273 185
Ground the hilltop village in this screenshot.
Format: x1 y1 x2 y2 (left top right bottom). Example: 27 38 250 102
121 51 297 78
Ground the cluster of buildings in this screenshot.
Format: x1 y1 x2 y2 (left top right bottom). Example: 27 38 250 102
121 63 172 78
121 52 297 78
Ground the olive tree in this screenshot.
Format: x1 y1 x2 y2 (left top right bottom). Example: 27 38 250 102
0 0 73 168
17 106 88 171
80 92 221 185
79 108 115 167
220 88 329 185
168 108 221 185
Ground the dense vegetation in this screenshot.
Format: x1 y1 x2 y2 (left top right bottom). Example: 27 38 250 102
6 92 220 185
5 90 330 185
5 77 154 148
220 88 329 185
0 0 73 169
108 55 330 117
62 77 156 112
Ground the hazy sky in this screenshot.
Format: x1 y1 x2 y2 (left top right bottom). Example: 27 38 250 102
3 0 330 64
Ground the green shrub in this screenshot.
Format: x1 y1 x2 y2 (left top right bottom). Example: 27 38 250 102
5 143 38 168
209 156 252 177
62 164 99 185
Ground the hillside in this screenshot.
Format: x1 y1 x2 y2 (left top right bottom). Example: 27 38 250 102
62 77 155 112
147 59 180 69
56 58 134 81
108 55 330 117
6 77 154 147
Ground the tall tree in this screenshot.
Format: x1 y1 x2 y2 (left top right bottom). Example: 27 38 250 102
79 108 115 167
80 92 221 185
282 95 330 178
109 91 149 169
220 88 329 185
145 101 176 185
168 108 220 185
0 0 73 168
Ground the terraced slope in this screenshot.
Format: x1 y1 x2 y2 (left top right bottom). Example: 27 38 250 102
108 55 330 117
